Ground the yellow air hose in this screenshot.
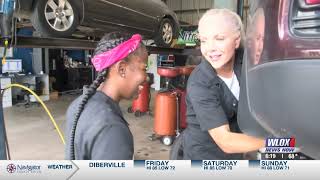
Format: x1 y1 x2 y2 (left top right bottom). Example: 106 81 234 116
2 40 9 65
2 83 65 144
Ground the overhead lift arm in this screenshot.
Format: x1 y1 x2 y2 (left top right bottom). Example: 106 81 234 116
0 35 201 56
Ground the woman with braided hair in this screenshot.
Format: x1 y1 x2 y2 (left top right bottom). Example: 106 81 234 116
65 32 148 160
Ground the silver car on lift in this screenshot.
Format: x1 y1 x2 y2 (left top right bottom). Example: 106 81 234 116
14 0 180 47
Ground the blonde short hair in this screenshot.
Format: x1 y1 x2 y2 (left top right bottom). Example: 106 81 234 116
199 8 245 45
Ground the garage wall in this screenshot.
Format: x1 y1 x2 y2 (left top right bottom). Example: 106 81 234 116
214 0 238 12
166 0 213 25
13 28 33 73
165 0 238 25
66 50 85 62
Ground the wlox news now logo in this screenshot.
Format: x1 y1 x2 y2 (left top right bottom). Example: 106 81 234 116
262 137 298 153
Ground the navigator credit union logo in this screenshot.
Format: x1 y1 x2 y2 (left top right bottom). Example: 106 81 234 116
7 164 17 173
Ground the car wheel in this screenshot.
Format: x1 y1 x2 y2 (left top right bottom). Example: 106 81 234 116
154 18 176 47
31 0 80 37
161 136 174 146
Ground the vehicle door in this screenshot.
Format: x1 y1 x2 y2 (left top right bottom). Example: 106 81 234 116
116 0 161 35
83 0 131 30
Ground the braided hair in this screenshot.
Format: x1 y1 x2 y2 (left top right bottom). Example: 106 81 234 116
69 32 145 160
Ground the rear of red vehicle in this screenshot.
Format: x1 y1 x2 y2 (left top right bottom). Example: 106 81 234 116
238 0 320 159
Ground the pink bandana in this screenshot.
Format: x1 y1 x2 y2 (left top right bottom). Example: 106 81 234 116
91 34 142 72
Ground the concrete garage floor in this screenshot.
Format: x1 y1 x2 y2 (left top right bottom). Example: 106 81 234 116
3 91 171 160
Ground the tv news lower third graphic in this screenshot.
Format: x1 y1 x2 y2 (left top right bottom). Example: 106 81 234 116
88 161 126 168
266 137 295 148
0 161 78 179
0 160 320 179
135 160 176 171
200 160 239 171
249 160 290 170
259 137 304 160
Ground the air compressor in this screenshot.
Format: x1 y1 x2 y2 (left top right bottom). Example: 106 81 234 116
128 73 154 117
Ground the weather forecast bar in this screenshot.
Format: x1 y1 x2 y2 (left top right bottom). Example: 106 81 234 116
0 160 319 179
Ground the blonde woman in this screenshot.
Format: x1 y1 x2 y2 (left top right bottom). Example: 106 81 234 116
182 9 265 160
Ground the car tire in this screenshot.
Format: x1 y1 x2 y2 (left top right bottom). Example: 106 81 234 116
31 0 80 37
154 18 177 47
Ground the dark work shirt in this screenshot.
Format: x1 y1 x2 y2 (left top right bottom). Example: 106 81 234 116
65 91 133 160
183 57 243 160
